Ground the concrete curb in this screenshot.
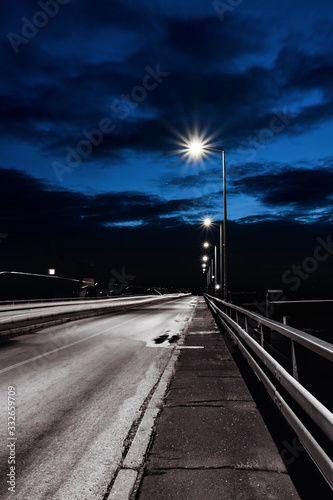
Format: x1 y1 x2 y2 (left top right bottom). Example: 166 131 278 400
107 470 139 500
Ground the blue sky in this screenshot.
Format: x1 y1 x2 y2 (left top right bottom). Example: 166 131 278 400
1 0 333 290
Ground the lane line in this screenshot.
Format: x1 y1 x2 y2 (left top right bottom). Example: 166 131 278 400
0 313 148 375
176 346 204 349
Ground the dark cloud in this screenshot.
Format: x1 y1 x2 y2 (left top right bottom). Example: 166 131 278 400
275 44 333 94
2 0 332 166
232 167 333 210
0 167 200 230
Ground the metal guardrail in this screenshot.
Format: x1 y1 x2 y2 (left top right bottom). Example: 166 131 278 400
204 293 333 491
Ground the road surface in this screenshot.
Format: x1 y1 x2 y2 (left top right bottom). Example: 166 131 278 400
0 295 197 499
0 294 187 326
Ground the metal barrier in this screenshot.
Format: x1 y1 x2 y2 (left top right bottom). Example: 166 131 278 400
204 293 333 491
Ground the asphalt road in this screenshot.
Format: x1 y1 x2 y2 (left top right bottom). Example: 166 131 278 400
0 294 186 326
0 295 197 499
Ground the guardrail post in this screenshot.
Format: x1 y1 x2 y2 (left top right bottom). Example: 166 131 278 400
260 324 264 347
244 315 248 333
291 340 299 380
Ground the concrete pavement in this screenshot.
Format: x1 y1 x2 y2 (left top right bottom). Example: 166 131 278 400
136 297 302 499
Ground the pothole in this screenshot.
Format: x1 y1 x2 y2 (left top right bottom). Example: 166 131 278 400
154 334 169 344
168 335 180 344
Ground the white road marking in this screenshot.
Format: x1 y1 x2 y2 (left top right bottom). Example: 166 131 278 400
176 346 204 349
189 330 216 334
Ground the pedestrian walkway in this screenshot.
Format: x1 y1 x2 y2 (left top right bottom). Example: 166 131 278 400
136 297 301 499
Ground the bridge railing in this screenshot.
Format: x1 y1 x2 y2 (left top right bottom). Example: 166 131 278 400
204 293 333 491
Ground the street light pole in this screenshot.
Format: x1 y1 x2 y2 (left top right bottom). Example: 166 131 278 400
222 149 228 301
219 223 222 298
214 244 217 296
209 148 227 301
210 258 214 295
187 140 228 301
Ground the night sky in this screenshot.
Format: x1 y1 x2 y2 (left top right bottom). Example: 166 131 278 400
1 0 333 295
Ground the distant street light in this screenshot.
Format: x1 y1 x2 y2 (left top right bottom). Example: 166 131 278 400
189 140 228 301
203 241 210 248
201 217 222 299
203 217 212 227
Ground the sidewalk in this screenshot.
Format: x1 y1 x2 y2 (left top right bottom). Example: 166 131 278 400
136 297 301 499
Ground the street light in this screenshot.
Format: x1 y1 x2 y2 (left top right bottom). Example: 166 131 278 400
189 138 205 158
203 241 210 248
189 140 228 301
203 217 212 227
203 218 222 298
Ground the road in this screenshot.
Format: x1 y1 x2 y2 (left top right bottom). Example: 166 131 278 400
0 294 187 326
0 295 197 499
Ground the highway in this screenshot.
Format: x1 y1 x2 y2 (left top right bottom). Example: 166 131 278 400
0 294 187 326
0 295 197 499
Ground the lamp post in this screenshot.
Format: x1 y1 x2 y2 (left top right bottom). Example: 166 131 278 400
210 148 227 302
191 145 228 301
214 244 217 296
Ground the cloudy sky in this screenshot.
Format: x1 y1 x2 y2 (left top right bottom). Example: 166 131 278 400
1 0 333 293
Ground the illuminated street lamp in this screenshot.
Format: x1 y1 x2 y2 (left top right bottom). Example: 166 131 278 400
189 140 228 301
202 255 209 262
203 217 212 227
203 241 210 248
203 218 222 298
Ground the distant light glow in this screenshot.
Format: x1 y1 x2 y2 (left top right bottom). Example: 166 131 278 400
203 217 213 227
202 256 208 262
203 241 210 248
215 284 221 290
48 268 55 275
